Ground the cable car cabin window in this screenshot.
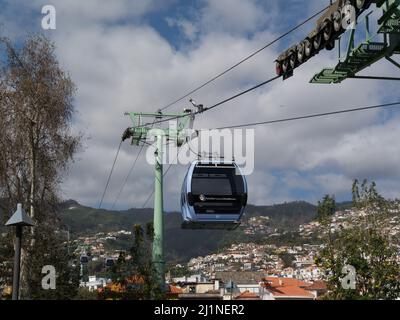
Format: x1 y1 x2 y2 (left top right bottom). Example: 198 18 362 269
192 174 233 195
191 167 244 195
190 166 245 214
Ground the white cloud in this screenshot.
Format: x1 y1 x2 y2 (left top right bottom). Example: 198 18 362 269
313 173 352 197
4 0 400 209
166 17 199 41
199 0 269 35
312 116 400 178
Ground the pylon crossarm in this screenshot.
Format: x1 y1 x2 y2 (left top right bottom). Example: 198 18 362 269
123 110 195 146
311 0 400 84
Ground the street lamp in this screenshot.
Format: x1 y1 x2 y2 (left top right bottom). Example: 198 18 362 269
5 203 35 300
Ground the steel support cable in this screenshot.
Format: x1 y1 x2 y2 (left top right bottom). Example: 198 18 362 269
98 140 123 209
158 4 330 112
110 118 158 210
203 75 281 112
111 139 174 210
101 96 400 210
138 74 282 128
138 100 400 208
110 142 145 210
121 4 331 208
112 134 177 209
199 101 400 130
138 75 284 208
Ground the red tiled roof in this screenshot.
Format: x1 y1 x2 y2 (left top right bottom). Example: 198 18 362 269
262 277 315 298
234 290 261 300
267 285 315 298
264 277 310 287
305 280 327 291
169 285 183 294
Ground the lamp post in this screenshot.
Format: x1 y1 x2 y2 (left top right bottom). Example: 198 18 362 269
5 203 35 300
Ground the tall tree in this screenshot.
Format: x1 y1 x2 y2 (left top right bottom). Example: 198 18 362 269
317 194 336 223
100 223 165 300
315 180 400 300
130 222 164 300
0 34 81 299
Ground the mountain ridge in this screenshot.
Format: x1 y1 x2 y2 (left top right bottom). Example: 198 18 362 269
58 200 319 262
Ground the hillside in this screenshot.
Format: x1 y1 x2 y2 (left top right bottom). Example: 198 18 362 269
245 201 318 229
58 200 318 262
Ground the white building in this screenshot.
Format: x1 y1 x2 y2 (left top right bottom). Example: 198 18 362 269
80 276 107 292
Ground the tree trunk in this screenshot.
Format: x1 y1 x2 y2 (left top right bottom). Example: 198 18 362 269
20 122 36 299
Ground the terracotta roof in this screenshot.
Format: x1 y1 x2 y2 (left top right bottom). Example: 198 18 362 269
266 285 315 298
262 277 315 299
169 285 183 294
234 290 261 300
264 277 310 288
305 280 327 291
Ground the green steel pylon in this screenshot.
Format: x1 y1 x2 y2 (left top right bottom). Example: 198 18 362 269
153 131 164 289
122 109 195 294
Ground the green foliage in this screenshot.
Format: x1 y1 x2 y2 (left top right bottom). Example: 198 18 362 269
100 223 165 300
107 252 131 284
73 287 98 300
317 195 336 223
167 264 190 278
0 230 13 298
26 223 80 300
0 34 81 299
278 252 296 268
87 259 105 275
129 222 164 300
316 180 400 300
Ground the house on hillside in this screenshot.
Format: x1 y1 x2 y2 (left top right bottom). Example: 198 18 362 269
166 285 183 300
178 280 217 295
214 271 264 300
261 277 327 300
304 280 327 299
172 274 208 284
80 275 107 292
234 290 261 300
175 279 223 300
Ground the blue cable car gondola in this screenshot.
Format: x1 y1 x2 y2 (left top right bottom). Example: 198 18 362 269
80 254 89 264
105 257 115 267
181 159 248 230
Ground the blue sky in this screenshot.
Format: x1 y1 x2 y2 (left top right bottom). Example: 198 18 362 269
1 0 399 210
